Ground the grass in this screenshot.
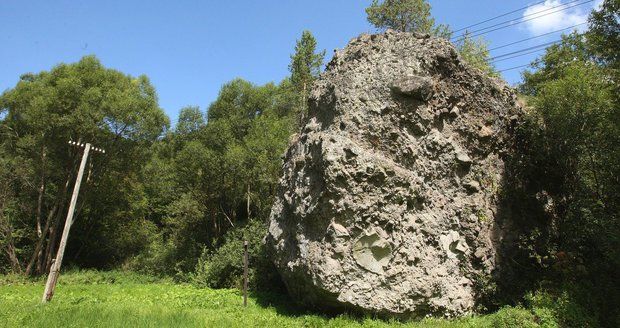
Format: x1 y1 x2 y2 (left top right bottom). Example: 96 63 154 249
0 270 552 328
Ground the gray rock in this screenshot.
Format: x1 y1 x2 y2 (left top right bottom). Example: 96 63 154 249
390 75 434 101
455 150 473 165
266 30 521 318
352 230 392 274
463 180 481 193
478 126 494 139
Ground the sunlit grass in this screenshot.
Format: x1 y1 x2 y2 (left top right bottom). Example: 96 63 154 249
0 271 544 327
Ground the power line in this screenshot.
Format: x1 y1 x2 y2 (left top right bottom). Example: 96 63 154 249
498 64 533 73
489 22 587 51
492 48 550 63
490 40 562 61
454 0 548 33
452 0 594 41
453 0 590 40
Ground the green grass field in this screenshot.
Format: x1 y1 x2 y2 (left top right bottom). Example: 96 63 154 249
0 271 551 327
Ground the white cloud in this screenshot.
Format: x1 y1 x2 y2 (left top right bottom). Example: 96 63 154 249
594 0 605 9
522 0 597 35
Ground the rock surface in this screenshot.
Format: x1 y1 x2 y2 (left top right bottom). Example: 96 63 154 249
266 30 521 318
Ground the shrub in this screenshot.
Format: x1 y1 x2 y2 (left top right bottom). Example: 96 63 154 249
526 288 599 328
491 306 540 328
192 219 283 292
124 232 179 278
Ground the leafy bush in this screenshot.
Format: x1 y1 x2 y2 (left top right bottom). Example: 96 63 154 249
124 230 180 278
192 219 282 292
491 307 541 328
527 288 600 328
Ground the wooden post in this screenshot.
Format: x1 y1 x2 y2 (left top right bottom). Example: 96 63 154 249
42 142 104 303
243 240 248 307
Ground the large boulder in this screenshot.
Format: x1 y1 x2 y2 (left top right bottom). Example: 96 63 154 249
266 30 521 318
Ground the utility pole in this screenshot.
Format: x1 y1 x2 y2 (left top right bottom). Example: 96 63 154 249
42 141 105 303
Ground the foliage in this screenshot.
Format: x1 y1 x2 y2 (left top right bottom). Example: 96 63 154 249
192 219 281 291
289 31 325 126
175 106 206 138
0 271 558 328
588 0 620 72
520 33 592 96
0 56 168 275
365 0 451 37
0 38 304 281
133 78 296 278
455 31 498 77
510 2 620 326
525 289 597 328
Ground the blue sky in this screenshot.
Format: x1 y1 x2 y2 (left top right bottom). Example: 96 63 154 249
0 1 601 123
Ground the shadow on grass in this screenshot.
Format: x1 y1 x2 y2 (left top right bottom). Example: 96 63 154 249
250 288 400 325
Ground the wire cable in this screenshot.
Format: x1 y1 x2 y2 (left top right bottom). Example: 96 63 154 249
452 0 594 41
492 47 553 63
453 0 589 40
490 40 562 61
453 0 548 33
489 22 587 51
498 64 533 73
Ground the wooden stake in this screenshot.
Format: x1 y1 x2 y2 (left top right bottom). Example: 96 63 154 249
42 142 104 303
243 240 248 307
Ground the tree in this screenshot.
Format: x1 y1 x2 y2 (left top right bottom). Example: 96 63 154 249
514 9 620 324
136 78 296 276
588 0 620 71
175 106 205 138
289 31 325 126
588 0 620 106
0 56 167 274
520 32 592 96
456 31 498 77
0 149 23 273
365 0 450 37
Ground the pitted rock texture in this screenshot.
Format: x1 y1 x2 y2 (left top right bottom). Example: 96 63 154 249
266 30 521 318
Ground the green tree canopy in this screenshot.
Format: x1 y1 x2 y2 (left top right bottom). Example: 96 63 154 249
0 56 168 274
513 4 620 323
588 0 620 71
176 106 205 138
365 0 450 37
455 31 498 77
134 78 296 276
289 30 325 126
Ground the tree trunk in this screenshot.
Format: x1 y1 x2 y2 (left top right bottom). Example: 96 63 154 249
247 184 251 220
213 207 218 241
210 207 216 245
35 181 45 237
43 193 70 273
5 241 22 274
25 203 58 275
35 147 47 237
43 209 63 274
0 216 22 273
38 155 80 274
7 240 22 274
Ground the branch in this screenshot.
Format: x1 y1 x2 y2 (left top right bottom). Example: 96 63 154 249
219 204 235 228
